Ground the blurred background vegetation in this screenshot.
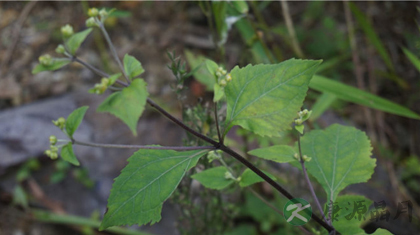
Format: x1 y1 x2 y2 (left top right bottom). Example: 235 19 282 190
0 1 419 235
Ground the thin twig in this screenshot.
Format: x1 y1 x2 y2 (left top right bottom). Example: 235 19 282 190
298 135 329 224
73 140 215 151
99 23 130 83
0 0 37 77
280 0 304 58
214 103 223 144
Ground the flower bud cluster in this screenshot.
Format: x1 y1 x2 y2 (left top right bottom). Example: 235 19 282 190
45 135 59 160
86 8 111 28
61 24 74 38
39 54 52 66
293 153 311 162
207 150 222 163
52 117 66 130
90 78 112 94
216 67 232 88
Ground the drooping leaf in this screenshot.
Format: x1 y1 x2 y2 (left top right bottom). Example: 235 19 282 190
60 143 80 166
32 58 71 74
310 75 420 119
327 195 393 235
224 59 321 137
402 47 420 73
301 124 375 202
66 28 93 55
248 145 297 163
191 166 234 190
97 79 148 136
239 169 276 188
123 54 144 79
65 106 89 138
100 149 208 230
184 50 215 91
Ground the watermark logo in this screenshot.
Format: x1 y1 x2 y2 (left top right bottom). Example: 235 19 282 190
283 198 312 226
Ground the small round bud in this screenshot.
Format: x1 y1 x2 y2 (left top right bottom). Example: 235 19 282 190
88 8 99 17
86 17 98 28
99 9 108 19
216 71 222 77
53 117 66 129
303 155 312 162
293 153 299 160
50 152 58 160
302 109 308 115
61 24 74 38
224 171 234 180
295 119 303 125
101 78 110 86
226 74 232 82
45 150 52 157
55 44 66 54
219 78 227 87
39 54 52 66
50 146 58 153
49 135 57 145
221 69 227 75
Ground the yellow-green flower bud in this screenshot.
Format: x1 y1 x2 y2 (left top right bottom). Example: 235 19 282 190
50 146 58 153
101 78 110 86
88 8 99 17
293 153 299 160
39 54 52 66
226 73 232 82
45 149 52 157
86 17 98 28
50 152 58 160
49 135 57 145
219 78 227 87
224 171 235 180
55 44 66 54
303 155 311 162
61 24 74 38
99 9 108 19
52 117 66 129
294 119 303 125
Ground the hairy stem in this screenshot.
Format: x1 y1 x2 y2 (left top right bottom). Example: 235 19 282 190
73 140 215 151
297 135 329 224
99 23 130 83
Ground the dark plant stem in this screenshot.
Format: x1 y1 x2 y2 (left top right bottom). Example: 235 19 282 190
73 140 215 151
214 103 223 144
297 135 329 224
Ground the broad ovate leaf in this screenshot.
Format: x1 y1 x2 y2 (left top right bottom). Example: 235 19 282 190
97 79 148 136
248 145 297 163
66 28 93 55
301 124 375 202
65 106 88 138
224 59 322 137
191 166 234 190
32 58 71 74
60 143 80 166
100 149 208 230
123 54 144 79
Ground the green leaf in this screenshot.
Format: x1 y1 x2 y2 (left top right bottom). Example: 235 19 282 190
248 145 297 163
301 124 375 202
310 92 337 121
65 106 89 138
32 58 71 74
206 59 219 77
402 47 420 73
239 169 276 188
13 185 28 208
100 149 208 230
327 195 393 235
212 1 228 45
123 54 144 79
108 73 122 85
66 28 93 55
191 166 234 190
295 124 304 134
60 143 80 166
184 50 215 91
224 59 321 137
310 75 420 119
97 79 148 136
349 3 394 72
